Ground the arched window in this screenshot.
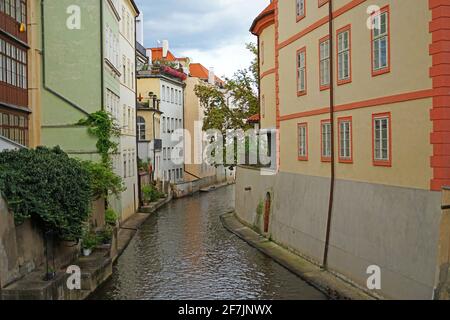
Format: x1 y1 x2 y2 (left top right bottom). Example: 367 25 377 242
137 116 146 141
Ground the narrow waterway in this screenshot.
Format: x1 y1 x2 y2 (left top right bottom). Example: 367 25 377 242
91 185 326 300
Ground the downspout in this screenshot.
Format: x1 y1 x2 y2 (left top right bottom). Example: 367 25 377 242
100 0 104 110
323 0 335 268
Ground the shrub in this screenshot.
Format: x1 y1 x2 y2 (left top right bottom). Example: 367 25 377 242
98 225 113 244
142 185 163 203
81 161 124 200
82 230 99 250
105 208 118 226
0 147 91 240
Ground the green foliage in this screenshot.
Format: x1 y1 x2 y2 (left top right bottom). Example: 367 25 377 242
98 225 113 244
142 185 164 203
105 208 118 226
0 147 91 240
78 111 120 165
81 161 124 200
82 229 99 250
257 200 264 216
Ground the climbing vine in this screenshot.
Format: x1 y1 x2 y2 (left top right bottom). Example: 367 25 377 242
78 111 121 164
0 147 91 240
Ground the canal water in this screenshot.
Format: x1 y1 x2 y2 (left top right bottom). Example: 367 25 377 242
91 185 326 300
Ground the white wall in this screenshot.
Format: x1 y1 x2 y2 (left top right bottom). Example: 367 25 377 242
159 79 184 183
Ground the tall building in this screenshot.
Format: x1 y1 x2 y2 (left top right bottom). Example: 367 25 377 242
0 0 37 151
115 0 139 221
236 0 450 299
138 46 186 184
36 0 139 222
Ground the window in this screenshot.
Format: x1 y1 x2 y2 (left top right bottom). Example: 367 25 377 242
372 6 390 76
296 0 305 21
261 95 265 118
123 153 127 178
1 0 25 22
171 88 174 103
162 116 166 133
0 37 27 89
319 36 330 90
321 120 331 161
337 25 351 85
373 113 391 166
297 47 306 95
297 123 308 161
0 110 28 146
137 116 146 141
338 117 353 163
162 85 165 101
261 41 265 65
163 148 166 160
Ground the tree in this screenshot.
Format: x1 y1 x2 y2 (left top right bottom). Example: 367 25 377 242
194 42 260 168
195 42 259 133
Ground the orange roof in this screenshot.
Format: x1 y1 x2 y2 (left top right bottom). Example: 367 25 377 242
190 63 224 85
250 2 275 36
149 48 177 62
247 114 260 123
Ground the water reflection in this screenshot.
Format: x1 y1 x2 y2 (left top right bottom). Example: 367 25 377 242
91 186 326 300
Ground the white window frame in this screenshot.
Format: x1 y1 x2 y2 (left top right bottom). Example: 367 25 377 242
374 116 390 161
372 11 389 72
321 121 331 159
297 49 306 93
319 38 330 87
337 29 350 82
339 120 352 160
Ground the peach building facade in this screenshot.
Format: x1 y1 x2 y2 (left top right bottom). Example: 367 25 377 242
235 0 450 299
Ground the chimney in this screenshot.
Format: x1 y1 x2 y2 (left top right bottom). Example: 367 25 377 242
146 49 152 62
162 40 169 58
208 67 215 85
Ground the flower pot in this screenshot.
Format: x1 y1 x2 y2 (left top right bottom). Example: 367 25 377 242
83 248 92 257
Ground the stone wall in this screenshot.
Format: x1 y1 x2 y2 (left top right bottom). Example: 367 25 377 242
434 187 450 299
235 166 443 299
0 196 99 290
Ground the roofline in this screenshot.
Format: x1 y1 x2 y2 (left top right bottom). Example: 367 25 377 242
250 6 275 36
130 0 140 15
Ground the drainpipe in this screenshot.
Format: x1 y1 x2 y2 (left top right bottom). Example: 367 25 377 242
323 0 335 269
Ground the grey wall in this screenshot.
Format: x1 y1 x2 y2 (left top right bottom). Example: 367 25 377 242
235 166 442 299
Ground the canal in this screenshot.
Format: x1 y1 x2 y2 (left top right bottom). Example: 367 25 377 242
92 185 326 300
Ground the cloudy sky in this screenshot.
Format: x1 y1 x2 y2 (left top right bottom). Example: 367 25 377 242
134 0 269 78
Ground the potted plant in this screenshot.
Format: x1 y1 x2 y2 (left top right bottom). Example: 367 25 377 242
81 231 98 257
99 225 113 245
105 208 118 226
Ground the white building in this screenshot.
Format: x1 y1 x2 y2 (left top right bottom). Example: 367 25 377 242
115 0 139 222
159 77 185 183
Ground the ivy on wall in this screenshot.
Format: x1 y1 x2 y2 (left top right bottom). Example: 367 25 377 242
0 147 91 240
78 111 121 165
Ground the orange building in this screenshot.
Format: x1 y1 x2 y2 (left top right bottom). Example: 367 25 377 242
236 0 450 299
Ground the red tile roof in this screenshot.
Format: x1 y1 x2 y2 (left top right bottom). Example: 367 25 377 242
190 63 224 85
250 2 275 36
247 114 260 123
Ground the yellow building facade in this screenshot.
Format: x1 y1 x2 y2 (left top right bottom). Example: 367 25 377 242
236 0 450 299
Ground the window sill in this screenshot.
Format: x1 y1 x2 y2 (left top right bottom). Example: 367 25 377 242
372 67 390 77
373 160 392 167
337 78 352 86
297 90 307 97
